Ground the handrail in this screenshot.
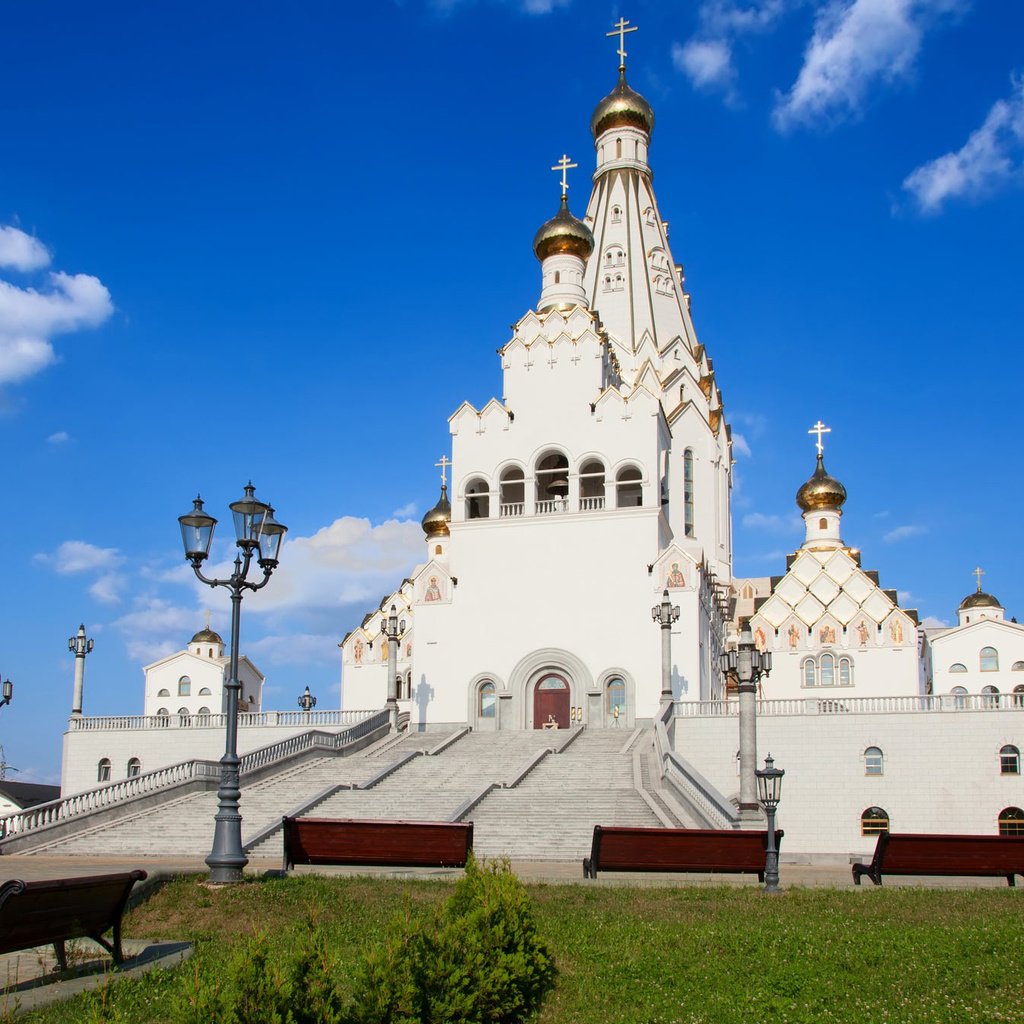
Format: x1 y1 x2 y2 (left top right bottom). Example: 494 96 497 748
0 709 389 841
66 708 382 732
672 693 1024 717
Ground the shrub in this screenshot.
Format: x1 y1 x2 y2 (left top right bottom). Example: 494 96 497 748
348 855 556 1024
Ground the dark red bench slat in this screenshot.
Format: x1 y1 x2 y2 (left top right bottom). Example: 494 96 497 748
283 817 473 870
853 833 1024 886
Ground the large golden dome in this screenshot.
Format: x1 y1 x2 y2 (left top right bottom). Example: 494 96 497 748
533 195 594 262
796 455 847 512
590 69 655 139
421 484 451 538
959 588 1001 611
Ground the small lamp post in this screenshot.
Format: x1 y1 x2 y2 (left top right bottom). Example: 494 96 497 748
178 483 287 885
652 589 680 702
0 678 12 711
297 686 317 713
68 624 95 717
755 753 785 893
721 619 772 823
379 604 406 730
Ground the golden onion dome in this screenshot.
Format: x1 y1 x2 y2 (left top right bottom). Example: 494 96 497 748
796 455 848 513
421 484 451 538
590 69 655 139
191 627 223 645
532 195 595 262
959 588 1001 611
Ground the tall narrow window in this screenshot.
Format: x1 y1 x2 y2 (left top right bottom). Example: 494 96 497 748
616 138 622 158
178 675 191 697
864 747 884 776
465 477 490 520
579 459 606 511
683 449 694 537
820 653 835 687
499 467 525 517
97 758 111 783
478 681 496 719
1000 745 1020 775
615 466 643 508
999 807 1024 836
980 647 999 671
126 757 141 778
606 677 626 714
861 806 889 836
839 657 853 686
802 659 816 687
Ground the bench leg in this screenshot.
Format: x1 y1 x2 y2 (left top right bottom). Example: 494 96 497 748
1008 874 1016 888
53 940 67 972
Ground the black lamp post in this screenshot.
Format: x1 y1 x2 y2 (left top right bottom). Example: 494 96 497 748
755 753 785 893
0 678 12 711
178 483 287 885
298 686 317 713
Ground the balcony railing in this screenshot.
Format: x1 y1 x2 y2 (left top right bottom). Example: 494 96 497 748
580 495 606 511
499 502 524 517
535 498 569 515
674 693 1024 717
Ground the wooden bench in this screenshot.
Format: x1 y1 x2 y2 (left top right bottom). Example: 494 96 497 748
282 817 473 872
0 870 147 970
852 833 1024 886
583 826 783 880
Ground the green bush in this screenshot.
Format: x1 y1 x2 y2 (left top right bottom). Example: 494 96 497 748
348 855 556 1024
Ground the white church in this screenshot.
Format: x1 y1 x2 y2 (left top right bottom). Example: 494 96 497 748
22 25 1024 861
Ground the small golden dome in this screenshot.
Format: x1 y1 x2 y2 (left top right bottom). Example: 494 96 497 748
590 69 655 139
959 589 1001 611
533 195 595 262
191 627 223 645
421 484 451 538
796 455 847 513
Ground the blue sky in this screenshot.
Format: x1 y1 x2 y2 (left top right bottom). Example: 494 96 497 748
2 1 1022 783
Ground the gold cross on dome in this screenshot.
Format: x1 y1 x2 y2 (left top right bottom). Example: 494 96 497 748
551 154 577 197
973 566 985 592
607 17 638 70
203 607 211 629
435 456 451 488
808 420 831 455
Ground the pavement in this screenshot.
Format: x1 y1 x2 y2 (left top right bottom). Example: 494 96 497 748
0 853 1015 1015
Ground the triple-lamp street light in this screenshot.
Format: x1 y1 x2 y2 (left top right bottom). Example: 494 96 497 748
297 686 317 713
0 678 12 712
379 604 406 730
652 589 680 702
755 753 785 893
178 482 287 885
721 619 772 822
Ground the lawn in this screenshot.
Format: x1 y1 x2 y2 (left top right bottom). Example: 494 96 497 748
7 874 1023 1024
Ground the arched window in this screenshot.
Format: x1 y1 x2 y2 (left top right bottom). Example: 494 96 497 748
982 684 1000 708
839 657 853 686
97 758 111 783
1014 684 1024 707
740 584 754 600
820 653 835 687
1000 745 1020 775
616 466 643 508
951 685 968 708
553 270 560 284
465 477 490 520
611 205 622 223
818 518 827 529
980 647 999 672
208 648 214 657
949 663 967 673
606 677 626 715
535 452 569 511
998 807 1024 836
156 707 169 717
864 747 884 776
802 659 816 687
197 706 211 717
613 273 623 291
861 807 889 836
126 757 141 778
478 681 496 719
1013 661 1024 671
198 687 211 696
579 459 605 510
499 467 525 516
157 688 170 698
683 449 694 537
177 707 190 718
615 138 622 159
604 246 624 267
178 675 191 697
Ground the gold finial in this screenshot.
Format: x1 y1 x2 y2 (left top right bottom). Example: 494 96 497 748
435 455 451 489
607 17 638 71
973 566 985 592
551 154 577 199
808 420 831 456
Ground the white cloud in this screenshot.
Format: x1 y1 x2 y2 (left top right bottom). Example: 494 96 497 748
391 501 418 519
773 0 965 132
742 511 803 533
0 226 50 271
673 38 736 92
89 572 128 606
883 523 927 543
732 433 753 458
47 430 70 444
920 614 951 628
430 0 568 13
111 598 200 663
35 539 123 575
246 633 342 667
902 75 1024 213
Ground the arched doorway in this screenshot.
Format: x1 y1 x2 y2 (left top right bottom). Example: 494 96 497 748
533 673 570 729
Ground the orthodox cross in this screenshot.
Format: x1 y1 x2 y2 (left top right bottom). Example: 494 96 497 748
551 154 577 198
808 420 831 455
435 456 451 488
607 17 638 70
973 566 985 592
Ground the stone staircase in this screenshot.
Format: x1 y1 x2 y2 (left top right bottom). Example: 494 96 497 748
14 727 702 862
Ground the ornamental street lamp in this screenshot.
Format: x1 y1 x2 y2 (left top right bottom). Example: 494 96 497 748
379 604 406 731
0 678 12 711
297 686 317 713
68 624 95 717
722 619 772 823
652 589 680 702
178 483 287 885
755 753 785 893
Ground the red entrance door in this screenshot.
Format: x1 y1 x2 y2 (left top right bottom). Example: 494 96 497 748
533 673 570 729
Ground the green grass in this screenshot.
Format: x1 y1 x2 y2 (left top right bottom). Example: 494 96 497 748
8 875 1024 1024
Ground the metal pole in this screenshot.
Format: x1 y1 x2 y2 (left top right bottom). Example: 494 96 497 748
69 625 93 718
386 615 399 731
737 626 759 822
660 608 672 701
206 561 248 884
764 805 780 893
